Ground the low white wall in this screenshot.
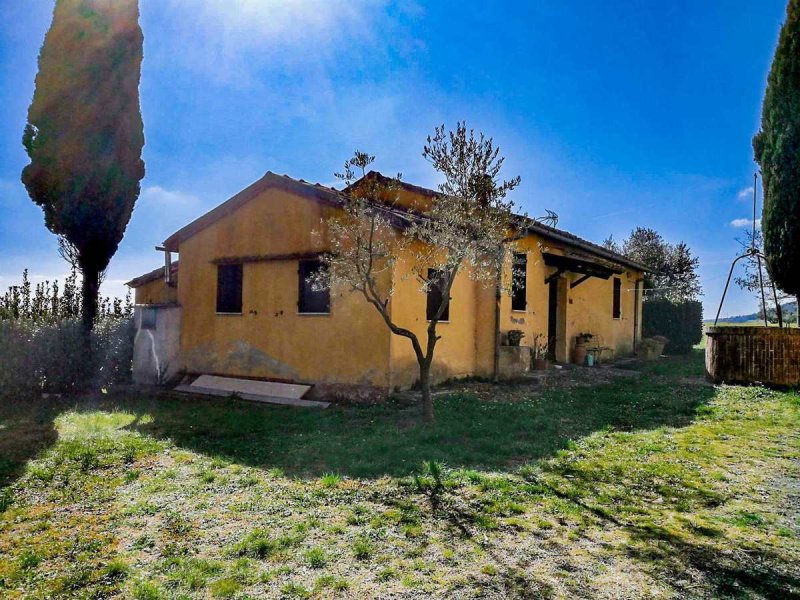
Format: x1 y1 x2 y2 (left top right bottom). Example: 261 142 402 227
132 305 182 385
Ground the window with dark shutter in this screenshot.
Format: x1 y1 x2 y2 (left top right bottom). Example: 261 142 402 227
216 264 243 314
511 252 527 311
298 259 330 314
612 277 622 319
426 268 450 321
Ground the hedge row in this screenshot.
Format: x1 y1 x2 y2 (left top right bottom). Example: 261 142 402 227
0 318 133 400
642 299 703 354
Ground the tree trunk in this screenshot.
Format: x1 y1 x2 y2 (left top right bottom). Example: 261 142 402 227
419 360 434 424
80 264 100 331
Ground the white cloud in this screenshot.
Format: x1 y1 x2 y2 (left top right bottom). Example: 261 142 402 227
737 186 754 200
140 185 199 206
730 218 761 228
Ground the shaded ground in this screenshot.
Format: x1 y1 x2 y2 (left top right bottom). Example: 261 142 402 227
0 351 798 598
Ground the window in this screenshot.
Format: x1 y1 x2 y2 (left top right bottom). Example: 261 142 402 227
140 307 157 330
426 269 450 321
612 277 622 319
511 252 527 311
298 259 330 314
216 264 243 314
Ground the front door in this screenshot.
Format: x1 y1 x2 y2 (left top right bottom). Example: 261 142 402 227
548 279 558 358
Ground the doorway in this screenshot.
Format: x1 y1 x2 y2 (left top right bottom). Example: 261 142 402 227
548 279 558 358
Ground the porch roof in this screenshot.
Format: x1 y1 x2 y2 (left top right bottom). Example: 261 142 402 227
542 251 625 285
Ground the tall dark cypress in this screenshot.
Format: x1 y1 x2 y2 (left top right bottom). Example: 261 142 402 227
754 0 800 311
22 0 145 330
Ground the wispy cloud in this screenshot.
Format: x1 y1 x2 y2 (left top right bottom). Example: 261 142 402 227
730 217 760 228
737 186 754 200
140 185 199 206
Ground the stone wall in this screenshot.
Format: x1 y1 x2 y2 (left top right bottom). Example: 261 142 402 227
498 345 531 379
705 326 800 386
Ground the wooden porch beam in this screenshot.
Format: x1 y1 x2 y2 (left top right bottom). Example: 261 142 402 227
544 268 565 285
570 274 592 289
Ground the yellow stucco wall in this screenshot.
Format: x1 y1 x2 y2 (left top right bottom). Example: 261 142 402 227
496 234 644 363
175 187 392 387
386 242 496 389
164 182 643 391
566 269 641 360
133 278 177 305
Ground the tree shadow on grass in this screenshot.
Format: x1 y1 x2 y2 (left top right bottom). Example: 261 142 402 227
626 522 800 598
0 354 715 489
122 355 716 479
0 399 59 490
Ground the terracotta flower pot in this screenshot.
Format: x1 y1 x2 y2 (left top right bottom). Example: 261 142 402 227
572 344 587 365
533 358 549 370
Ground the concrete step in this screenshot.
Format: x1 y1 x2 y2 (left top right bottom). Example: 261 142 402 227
174 385 330 409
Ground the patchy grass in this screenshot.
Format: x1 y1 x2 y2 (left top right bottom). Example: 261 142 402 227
1 351 798 598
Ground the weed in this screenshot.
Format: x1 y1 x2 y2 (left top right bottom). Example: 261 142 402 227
231 529 299 559
209 577 241 598
103 558 129 580
281 581 311 598
414 460 447 510
352 536 374 560
18 548 41 570
132 580 163 600
304 547 327 568
319 473 342 488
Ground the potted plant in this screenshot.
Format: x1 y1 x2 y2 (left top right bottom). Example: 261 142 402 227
507 329 525 347
572 332 593 365
530 334 550 370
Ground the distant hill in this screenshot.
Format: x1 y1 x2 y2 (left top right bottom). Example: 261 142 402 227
712 300 797 324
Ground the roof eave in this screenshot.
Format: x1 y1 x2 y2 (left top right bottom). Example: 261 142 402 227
525 222 650 273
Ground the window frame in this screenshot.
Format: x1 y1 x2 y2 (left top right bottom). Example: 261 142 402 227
511 252 528 312
612 277 622 320
298 259 331 315
216 263 243 315
426 268 450 322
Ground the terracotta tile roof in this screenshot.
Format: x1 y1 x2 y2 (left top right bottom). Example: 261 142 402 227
126 261 178 288
148 170 648 280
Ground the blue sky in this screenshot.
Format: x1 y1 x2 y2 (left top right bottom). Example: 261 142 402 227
0 0 789 316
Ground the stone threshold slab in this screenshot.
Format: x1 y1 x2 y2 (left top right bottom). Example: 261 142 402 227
174 385 330 409
190 374 311 399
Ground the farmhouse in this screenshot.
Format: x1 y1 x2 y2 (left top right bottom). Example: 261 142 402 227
127 171 647 398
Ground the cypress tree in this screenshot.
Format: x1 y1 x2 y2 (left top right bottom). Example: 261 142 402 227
753 0 800 316
22 0 145 330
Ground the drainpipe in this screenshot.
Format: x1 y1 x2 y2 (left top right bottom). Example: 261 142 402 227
493 271 501 382
156 245 173 286
633 278 644 352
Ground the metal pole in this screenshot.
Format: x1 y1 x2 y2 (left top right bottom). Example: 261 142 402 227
752 173 758 250
714 254 748 326
762 253 784 329
756 253 769 326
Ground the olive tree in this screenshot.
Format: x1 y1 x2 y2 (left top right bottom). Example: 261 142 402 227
315 124 520 422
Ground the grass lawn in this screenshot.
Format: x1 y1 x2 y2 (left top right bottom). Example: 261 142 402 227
0 351 798 598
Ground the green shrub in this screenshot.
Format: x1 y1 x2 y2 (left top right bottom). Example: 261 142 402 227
642 299 703 354
0 317 133 399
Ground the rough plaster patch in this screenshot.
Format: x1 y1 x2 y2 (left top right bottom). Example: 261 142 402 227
183 344 220 373
224 341 300 380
